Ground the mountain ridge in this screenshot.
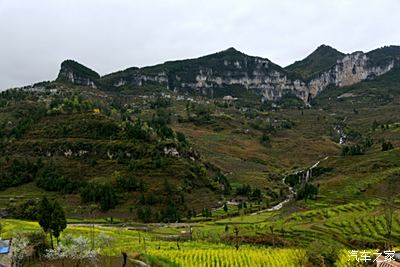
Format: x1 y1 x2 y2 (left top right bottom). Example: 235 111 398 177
56 45 400 103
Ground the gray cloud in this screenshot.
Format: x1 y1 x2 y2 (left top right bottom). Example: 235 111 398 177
1 0 400 90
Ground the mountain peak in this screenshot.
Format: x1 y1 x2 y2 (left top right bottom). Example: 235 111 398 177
316 44 335 50
312 44 343 56
59 60 99 78
218 47 245 56
57 59 99 87
285 45 345 79
225 47 239 52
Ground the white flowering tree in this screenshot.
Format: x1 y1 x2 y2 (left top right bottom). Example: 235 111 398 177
11 235 29 267
45 235 98 267
96 233 115 252
96 233 115 267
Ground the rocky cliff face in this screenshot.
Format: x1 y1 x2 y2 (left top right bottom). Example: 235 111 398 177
100 49 311 101
124 50 396 103
57 60 100 88
57 46 400 103
307 52 395 98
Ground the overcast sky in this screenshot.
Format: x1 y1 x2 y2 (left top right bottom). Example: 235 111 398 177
1 0 400 90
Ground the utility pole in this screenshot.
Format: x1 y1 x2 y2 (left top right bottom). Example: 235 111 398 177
270 226 275 248
234 226 240 250
90 204 96 250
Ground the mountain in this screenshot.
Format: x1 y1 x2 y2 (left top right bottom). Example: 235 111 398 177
60 47 302 102
57 60 100 87
2 44 400 226
285 44 345 79
3 44 400 265
57 45 400 104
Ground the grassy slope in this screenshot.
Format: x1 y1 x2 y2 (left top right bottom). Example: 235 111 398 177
0 86 222 219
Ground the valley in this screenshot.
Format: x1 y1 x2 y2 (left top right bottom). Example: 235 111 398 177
1 45 400 266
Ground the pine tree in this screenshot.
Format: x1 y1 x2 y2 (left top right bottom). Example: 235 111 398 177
38 197 54 248
38 197 67 248
50 201 67 244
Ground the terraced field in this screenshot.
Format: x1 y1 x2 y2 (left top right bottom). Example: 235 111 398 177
2 219 369 266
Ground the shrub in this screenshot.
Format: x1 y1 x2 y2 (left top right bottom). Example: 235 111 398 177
341 144 365 156
236 184 252 196
13 199 39 220
296 183 318 201
80 182 118 211
0 159 40 190
382 141 394 151
116 175 139 192
36 163 80 193
260 133 271 147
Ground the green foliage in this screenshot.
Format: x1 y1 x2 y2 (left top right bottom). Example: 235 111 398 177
223 203 228 212
12 199 39 220
201 207 212 218
367 46 400 68
296 183 318 201
341 144 365 156
79 119 120 139
36 163 80 193
99 184 118 211
382 140 394 151
0 158 40 190
176 131 188 146
50 201 67 243
285 173 300 187
276 94 305 108
150 98 171 109
48 94 92 115
186 103 214 125
125 119 150 140
80 182 118 211
159 203 181 222
260 133 271 147
26 231 49 257
116 174 140 192
310 166 334 178
306 240 339 266
136 206 152 223
236 184 252 196
38 197 66 248
0 88 31 102
251 188 262 202
10 105 47 138
285 44 345 80
149 108 175 139
372 120 380 131
38 197 53 233
214 172 231 194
